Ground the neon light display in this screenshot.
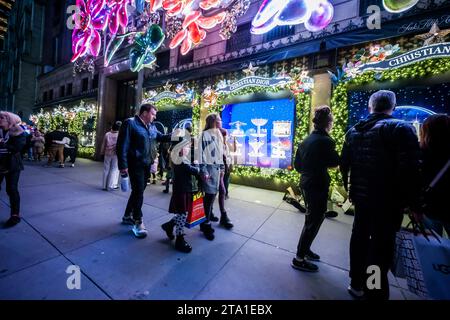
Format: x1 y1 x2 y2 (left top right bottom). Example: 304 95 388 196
251 0 334 35
71 0 109 62
108 0 131 35
382 0 419 13
130 24 165 72
168 2 226 55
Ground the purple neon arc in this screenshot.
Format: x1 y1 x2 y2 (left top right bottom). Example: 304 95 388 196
251 0 334 35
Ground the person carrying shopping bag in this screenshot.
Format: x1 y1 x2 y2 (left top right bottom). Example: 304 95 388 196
161 138 201 253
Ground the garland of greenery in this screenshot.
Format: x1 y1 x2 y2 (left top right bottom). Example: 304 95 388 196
330 57 450 186
192 84 312 185
30 101 98 159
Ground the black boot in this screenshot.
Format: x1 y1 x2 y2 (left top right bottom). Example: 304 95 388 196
209 213 219 222
161 220 175 240
200 223 215 241
175 235 192 253
220 212 233 229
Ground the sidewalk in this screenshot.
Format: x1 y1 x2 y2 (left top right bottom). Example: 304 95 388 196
0 159 420 300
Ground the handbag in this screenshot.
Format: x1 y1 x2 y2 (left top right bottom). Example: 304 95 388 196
392 214 450 299
282 187 307 213
422 159 450 224
185 192 206 228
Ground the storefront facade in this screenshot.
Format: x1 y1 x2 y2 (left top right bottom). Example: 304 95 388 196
30 0 450 189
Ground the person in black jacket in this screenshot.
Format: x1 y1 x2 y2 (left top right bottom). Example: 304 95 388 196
63 133 78 167
45 127 67 168
0 112 27 227
340 90 421 300
161 138 200 253
116 104 172 238
292 106 339 272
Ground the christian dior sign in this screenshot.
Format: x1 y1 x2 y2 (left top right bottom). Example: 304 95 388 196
216 76 291 94
357 43 450 73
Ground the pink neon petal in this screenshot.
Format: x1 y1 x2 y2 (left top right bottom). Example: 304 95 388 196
89 30 101 57
118 4 128 29
77 0 87 13
214 11 227 23
162 0 179 11
182 11 201 29
169 29 188 49
168 2 183 16
90 0 106 18
199 0 222 10
180 38 192 55
196 16 218 29
109 8 119 34
148 0 163 12
91 9 109 30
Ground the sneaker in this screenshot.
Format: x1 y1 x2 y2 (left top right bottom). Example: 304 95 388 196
305 250 320 261
122 215 135 225
59 164 65 168
132 221 148 238
347 285 365 299
71 163 75 168
291 257 319 272
163 189 169 194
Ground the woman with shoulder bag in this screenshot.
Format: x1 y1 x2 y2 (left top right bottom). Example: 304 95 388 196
419 114 450 237
0 112 27 227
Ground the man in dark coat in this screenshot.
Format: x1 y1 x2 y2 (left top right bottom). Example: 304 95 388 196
117 104 172 238
340 90 421 300
292 106 339 272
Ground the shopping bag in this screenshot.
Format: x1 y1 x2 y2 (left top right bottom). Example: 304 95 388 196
413 233 450 299
185 192 206 229
393 228 450 299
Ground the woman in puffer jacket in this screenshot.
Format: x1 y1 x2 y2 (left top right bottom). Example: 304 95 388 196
0 112 26 227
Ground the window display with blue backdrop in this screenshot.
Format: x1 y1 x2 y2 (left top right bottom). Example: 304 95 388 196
221 98 296 169
348 82 450 132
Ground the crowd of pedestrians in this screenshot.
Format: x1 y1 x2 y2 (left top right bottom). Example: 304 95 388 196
1 89 448 301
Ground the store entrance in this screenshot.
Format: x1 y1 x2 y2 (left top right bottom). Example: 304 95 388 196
116 79 138 121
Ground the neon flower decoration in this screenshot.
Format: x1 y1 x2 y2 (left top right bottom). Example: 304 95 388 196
71 0 109 62
304 1 334 32
169 9 226 55
147 0 163 12
108 0 131 35
382 0 419 13
130 24 165 72
251 0 334 35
